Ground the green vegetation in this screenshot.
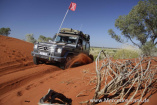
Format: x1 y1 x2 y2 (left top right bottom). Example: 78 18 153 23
113 49 139 59
90 47 105 60
38 35 53 42
90 47 117 60
108 0 157 56
141 41 157 56
0 27 11 36
90 47 140 60
25 34 53 43
25 34 36 43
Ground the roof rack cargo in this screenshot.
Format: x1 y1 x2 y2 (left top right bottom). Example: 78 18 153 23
60 28 83 35
60 28 90 41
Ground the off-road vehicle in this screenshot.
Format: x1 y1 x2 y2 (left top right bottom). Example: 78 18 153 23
31 28 91 69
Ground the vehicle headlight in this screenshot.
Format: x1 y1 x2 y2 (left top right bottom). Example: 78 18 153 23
34 44 38 49
57 48 62 53
50 46 55 52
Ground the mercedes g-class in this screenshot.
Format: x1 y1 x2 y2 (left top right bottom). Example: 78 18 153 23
31 28 90 69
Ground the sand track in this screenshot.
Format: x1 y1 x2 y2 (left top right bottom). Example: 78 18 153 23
0 64 61 96
0 35 62 96
0 60 34 76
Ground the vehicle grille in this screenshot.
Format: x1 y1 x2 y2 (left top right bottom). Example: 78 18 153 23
38 45 50 52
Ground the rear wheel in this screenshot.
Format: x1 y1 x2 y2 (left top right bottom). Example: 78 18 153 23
89 54 94 62
33 56 40 65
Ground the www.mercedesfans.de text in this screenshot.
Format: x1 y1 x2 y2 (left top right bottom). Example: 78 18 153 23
90 98 149 103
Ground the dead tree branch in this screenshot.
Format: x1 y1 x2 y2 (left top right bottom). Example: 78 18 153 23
90 50 157 105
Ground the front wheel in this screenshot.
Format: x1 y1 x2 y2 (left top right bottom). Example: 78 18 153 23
60 55 72 70
33 56 40 65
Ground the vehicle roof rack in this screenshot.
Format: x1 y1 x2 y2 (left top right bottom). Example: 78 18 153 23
59 28 90 41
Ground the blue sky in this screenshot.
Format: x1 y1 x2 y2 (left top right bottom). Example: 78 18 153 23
0 0 139 48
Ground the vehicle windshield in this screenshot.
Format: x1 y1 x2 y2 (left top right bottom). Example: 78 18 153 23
52 34 78 44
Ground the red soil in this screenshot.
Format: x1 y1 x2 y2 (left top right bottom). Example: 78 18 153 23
0 35 156 105
66 53 92 68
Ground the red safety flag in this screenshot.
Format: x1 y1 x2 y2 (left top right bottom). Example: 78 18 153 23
69 2 76 11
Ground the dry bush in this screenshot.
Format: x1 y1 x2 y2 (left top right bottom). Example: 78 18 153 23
90 50 157 105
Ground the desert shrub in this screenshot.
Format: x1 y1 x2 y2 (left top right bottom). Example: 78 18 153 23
141 41 157 56
38 35 53 42
93 55 97 61
25 34 36 43
113 49 139 59
0 27 11 36
90 49 106 61
90 48 120 61
113 50 117 53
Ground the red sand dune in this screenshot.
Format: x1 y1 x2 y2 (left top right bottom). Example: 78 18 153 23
0 35 156 105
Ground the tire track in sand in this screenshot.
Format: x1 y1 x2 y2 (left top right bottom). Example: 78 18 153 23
0 65 61 96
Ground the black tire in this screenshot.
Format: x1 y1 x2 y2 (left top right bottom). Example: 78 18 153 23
33 56 40 65
89 54 94 62
60 55 72 70
59 63 65 70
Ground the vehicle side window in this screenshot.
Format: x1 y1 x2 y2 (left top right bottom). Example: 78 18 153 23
78 39 82 46
86 43 90 50
82 40 86 50
76 39 83 50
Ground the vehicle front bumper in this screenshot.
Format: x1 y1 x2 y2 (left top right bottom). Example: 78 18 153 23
31 51 66 63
